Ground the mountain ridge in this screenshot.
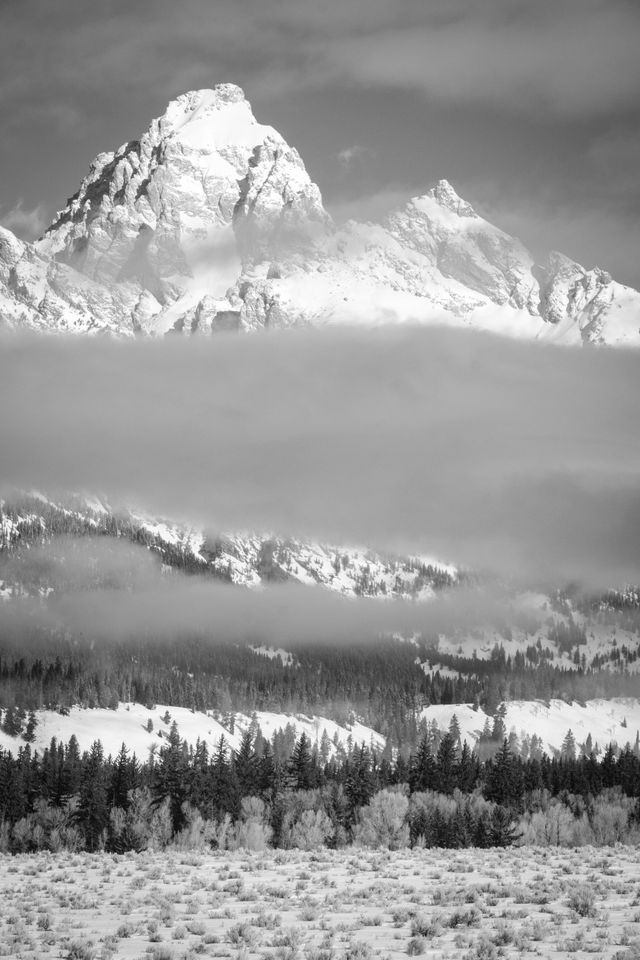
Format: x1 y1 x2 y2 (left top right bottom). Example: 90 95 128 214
1 83 638 344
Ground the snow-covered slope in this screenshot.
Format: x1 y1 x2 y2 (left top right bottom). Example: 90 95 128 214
1 698 638 761
419 698 640 759
0 701 384 760
1 84 638 344
0 493 455 601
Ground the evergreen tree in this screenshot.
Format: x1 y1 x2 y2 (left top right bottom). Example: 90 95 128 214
2 705 22 737
345 745 376 817
484 740 524 810
408 735 437 793
208 737 240 820
234 731 258 796
456 742 479 793
448 713 461 745
154 721 190 832
488 805 521 847
60 735 83 801
79 741 110 851
110 743 138 810
23 711 38 744
561 729 577 761
290 733 314 791
436 732 458 795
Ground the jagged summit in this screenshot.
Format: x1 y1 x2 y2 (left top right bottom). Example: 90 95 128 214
0 86 639 343
426 179 478 218
158 83 251 116
145 84 280 155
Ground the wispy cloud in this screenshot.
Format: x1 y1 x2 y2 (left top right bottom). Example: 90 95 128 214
1 200 48 240
328 187 415 226
337 145 371 170
1 327 639 588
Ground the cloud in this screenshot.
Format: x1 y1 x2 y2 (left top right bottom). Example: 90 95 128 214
1 327 639 588
317 0 640 118
586 129 640 206
328 187 415 226
2 0 640 291
337 145 371 171
0 536 161 595
2 0 638 131
1 200 48 240
0 536 538 645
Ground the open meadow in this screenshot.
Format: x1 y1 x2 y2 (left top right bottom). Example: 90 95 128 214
1 846 639 960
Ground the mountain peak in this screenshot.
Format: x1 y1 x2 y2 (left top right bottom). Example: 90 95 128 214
164 83 248 117
2 91 638 346
151 83 274 152
427 179 477 219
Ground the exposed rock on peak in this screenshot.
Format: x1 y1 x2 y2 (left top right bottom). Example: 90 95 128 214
0 88 638 344
427 179 478 218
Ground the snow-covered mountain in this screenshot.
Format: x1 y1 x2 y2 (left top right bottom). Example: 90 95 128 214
0 493 455 601
1 83 638 344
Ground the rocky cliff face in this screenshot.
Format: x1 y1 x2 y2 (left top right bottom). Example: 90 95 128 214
1 83 639 344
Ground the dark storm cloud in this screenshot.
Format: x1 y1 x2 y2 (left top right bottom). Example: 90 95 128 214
1 327 639 587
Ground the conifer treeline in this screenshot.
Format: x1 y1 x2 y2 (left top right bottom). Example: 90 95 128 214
2 633 639 753
1 722 639 854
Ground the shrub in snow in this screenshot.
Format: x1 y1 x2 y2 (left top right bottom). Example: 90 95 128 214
65 941 96 960
567 885 597 918
353 788 409 849
171 802 216 851
288 808 333 850
210 813 233 850
407 937 426 955
228 796 273 851
10 797 85 853
518 804 593 847
108 788 171 852
590 789 637 846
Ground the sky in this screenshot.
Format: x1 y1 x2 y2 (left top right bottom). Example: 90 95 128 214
2 326 640 590
0 0 639 286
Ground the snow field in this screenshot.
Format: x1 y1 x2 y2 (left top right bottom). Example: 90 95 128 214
1 844 639 959
2 697 639 760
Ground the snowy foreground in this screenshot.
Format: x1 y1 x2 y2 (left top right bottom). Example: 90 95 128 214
1 845 639 959
2 698 640 759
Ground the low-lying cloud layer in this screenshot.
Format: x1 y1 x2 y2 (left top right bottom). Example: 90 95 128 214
0 537 533 646
1 327 639 587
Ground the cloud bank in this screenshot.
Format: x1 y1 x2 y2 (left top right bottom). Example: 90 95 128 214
317 0 640 118
0 537 534 646
1 327 639 587
4 0 638 120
